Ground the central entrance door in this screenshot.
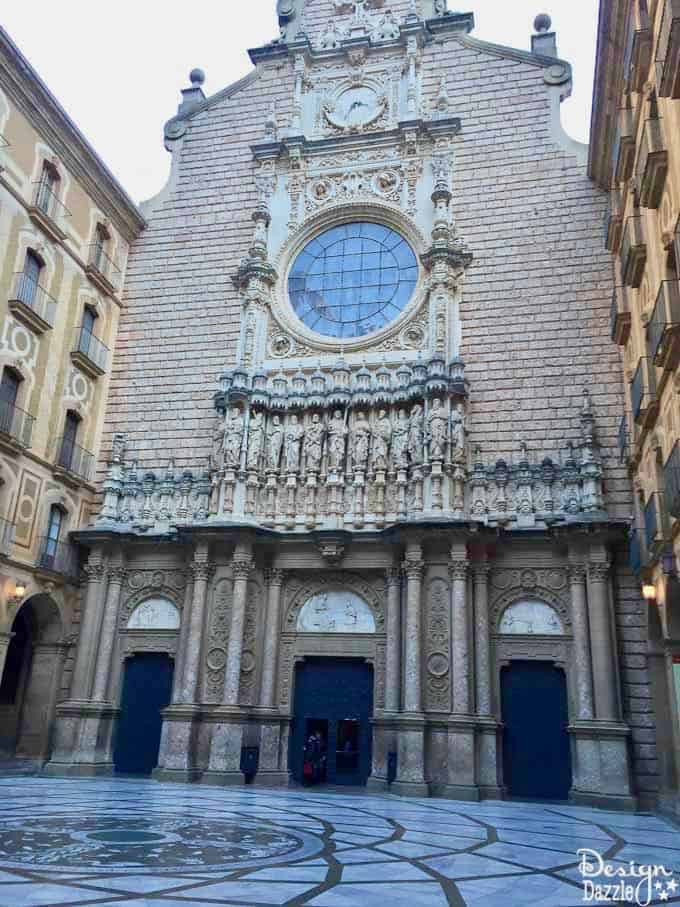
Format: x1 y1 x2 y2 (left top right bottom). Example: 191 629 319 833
291 658 373 786
113 653 173 775
501 660 572 800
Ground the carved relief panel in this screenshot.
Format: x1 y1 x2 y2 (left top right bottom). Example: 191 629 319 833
203 576 233 703
424 575 451 712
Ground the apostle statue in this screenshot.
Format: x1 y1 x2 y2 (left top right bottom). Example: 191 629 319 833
284 413 305 472
427 398 448 460
223 406 244 470
327 410 348 472
451 402 466 457
210 415 225 472
391 409 409 469
352 411 371 471
304 413 325 473
371 410 392 471
266 414 285 471
246 410 265 471
408 403 424 464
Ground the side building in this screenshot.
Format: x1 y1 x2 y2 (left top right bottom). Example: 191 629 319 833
42 0 658 809
0 28 144 763
590 0 680 816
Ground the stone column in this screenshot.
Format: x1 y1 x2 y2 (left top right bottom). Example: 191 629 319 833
402 556 424 713
222 551 254 706
177 546 213 705
568 564 595 720
0 631 13 685
91 564 126 702
384 566 402 713
259 568 285 710
392 546 428 797
155 544 213 783
69 550 106 701
450 557 471 715
170 573 195 703
472 562 491 715
588 562 618 721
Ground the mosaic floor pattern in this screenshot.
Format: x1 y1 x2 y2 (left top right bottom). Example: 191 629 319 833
0 777 678 906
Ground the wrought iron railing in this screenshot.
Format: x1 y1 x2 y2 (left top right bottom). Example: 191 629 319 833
53 436 94 482
8 272 58 328
656 0 680 97
0 518 15 557
630 357 656 421
0 400 34 447
665 442 680 519
87 243 121 292
621 215 647 287
647 278 680 363
35 537 79 579
610 286 630 344
72 326 109 373
31 180 71 229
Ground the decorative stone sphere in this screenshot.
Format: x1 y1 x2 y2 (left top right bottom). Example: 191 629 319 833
534 13 552 34
189 68 206 87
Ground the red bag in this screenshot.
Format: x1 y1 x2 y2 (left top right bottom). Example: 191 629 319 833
303 761 313 778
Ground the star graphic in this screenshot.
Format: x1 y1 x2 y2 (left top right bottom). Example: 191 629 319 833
656 882 664 890
659 890 669 901
668 879 678 893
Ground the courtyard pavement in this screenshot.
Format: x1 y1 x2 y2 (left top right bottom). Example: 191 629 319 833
0 778 678 906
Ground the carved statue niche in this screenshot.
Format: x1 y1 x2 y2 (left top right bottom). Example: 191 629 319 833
373 9 400 40
284 414 305 473
327 410 348 472
210 414 226 472
408 403 425 464
246 410 265 471
304 413 325 473
450 402 466 459
371 410 392 470
427 398 448 461
266 414 285 471
224 406 245 470
352 411 371 471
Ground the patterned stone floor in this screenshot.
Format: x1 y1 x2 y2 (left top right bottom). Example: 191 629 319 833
0 777 679 906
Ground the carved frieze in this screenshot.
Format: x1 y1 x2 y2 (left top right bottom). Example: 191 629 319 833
203 577 233 703
425 576 450 712
238 580 262 706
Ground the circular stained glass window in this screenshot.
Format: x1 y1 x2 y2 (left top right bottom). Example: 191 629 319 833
288 222 418 339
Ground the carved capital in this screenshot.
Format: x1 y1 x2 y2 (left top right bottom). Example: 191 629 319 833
265 568 286 587
472 562 491 583
385 566 401 588
83 562 106 583
107 566 128 586
568 564 587 584
403 559 425 581
448 559 470 581
588 562 610 583
232 557 254 581
189 561 215 583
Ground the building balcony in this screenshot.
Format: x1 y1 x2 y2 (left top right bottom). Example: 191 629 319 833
51 436 94 485
610 285 631 345
85 244 121 297
7 272 58 334
647 278 680 368
0 518 16 558
656 0 680 98
665 442 680 520
605 187 624 252
644 492 669 556
0 400 34 454
27 181 71 243
35 537 79 581
629 528 644 576
621 215 647 288
630 356 657 424
628 18 652 93
613 108 636 183
70 326 109 378
638 118 668 209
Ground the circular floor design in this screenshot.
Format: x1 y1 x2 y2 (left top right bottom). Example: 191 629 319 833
0 811 323 872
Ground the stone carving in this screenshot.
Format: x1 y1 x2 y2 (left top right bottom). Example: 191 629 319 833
499 600 564 636
434 0 448 14
266 415 285 471
224 407 245 469
373 9 400 40
319 21 345 50
491 584 571 636
371 410 392 470
127 597 180 630
408 403 425 464
392 408 409 468
239 581 261 705
304 413 325 472
284 414 304 472
210 416 225 471
351 412 371 470
425 577 451 712
204 577 232 702
247 410 265 471
297 590 376 633
285 572 385 633
427 398 448 460
450 402 465 457
328 410 348 472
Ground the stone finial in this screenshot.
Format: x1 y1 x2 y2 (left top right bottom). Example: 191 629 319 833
531 14 557 57
178 68 207 115
189 68 206 87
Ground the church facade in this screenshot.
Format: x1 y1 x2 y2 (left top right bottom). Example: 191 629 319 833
40 0 658 807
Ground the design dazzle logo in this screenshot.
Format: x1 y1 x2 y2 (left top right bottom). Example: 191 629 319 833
578 849 678 905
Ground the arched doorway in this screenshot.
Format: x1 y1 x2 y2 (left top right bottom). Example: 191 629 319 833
0 594 63 762
501 661 572 800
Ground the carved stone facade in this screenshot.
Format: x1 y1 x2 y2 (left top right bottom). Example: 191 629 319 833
40 0 658 810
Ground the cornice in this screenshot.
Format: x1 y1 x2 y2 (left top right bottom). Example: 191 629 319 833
588 0 628 187
163 71 260 142
455 32 573 81
0 28 145 244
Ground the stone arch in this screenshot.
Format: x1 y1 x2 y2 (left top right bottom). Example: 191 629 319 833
127 597 180 630
284 572 385 634
498 599 565 636
119 583 184 629
492 587 571 635
0 593 64 761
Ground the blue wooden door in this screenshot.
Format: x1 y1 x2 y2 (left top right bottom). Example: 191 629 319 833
501 661 572 800
291 659 373 786
113 654 173 775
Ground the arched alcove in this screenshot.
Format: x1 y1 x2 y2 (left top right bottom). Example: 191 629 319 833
499 600 564 635
296 590 376 633
127 597 180 631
